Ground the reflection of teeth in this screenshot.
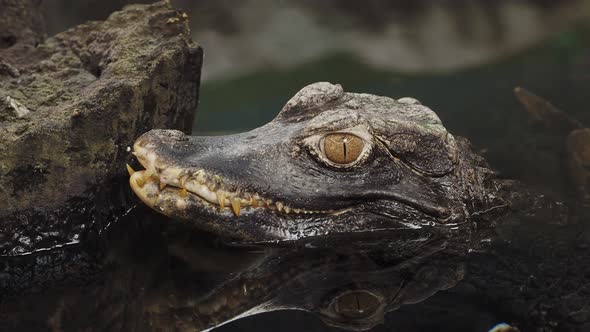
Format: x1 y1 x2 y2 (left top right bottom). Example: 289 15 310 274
131 152 344 216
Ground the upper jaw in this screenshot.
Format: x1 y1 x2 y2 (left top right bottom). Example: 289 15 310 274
129 146 457 223
128 164 460 242
130 133 350 218
129 129 467 241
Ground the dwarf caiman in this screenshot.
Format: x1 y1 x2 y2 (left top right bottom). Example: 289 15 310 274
125 82 589 330
129 82 502 242
1 83 588 331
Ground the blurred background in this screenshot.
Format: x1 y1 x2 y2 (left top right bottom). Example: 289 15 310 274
37 0 590 330
42 0 590 198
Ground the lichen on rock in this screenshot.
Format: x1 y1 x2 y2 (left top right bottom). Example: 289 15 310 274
0 1 202 255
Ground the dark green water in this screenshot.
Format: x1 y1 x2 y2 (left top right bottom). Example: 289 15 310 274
196 25 590 135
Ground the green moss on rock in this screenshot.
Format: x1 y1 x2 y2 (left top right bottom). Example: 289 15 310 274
0 1 202 255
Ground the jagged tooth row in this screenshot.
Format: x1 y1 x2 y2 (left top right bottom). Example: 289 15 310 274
130 161 326 216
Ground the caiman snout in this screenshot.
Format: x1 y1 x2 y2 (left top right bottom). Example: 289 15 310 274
128 129 192 211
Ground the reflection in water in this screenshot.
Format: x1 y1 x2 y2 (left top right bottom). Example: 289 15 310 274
183 230 464 331
0 196 590 331
1 188 589 331
2 205 466 331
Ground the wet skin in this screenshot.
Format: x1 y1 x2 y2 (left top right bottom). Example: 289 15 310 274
129 82 504 242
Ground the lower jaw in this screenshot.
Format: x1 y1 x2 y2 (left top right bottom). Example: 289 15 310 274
128 170 446 242
128 168 442 226
128 168 345 218
128 166 446 224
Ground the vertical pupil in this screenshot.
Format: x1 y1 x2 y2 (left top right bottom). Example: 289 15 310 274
324 133 364 165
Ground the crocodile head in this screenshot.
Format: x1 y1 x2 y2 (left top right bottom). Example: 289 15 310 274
129 82 500 242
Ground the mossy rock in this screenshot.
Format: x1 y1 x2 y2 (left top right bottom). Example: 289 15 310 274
0 1 202 255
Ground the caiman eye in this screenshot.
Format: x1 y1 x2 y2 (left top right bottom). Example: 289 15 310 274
324 133 364 165
334 290 382 319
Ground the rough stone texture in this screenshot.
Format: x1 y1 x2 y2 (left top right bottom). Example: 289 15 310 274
0 0 45 48
0 1 202 254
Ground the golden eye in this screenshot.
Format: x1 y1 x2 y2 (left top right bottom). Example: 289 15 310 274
323 133 364 165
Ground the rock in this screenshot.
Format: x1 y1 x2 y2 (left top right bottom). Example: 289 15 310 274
0 1 202 255
0 0 45 48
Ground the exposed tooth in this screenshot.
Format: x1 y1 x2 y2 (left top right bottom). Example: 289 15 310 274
144 168 154 178
231 197 241 216
146 168 333 215
217 192 226 209
126 164 135 176
135 177 145 188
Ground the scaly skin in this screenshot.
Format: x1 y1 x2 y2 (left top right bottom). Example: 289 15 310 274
129 82 505 243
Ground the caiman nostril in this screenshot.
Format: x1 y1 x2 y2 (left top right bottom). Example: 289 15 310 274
134 129 188 151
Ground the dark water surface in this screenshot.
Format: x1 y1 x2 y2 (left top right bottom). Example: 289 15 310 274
4 193 587 331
